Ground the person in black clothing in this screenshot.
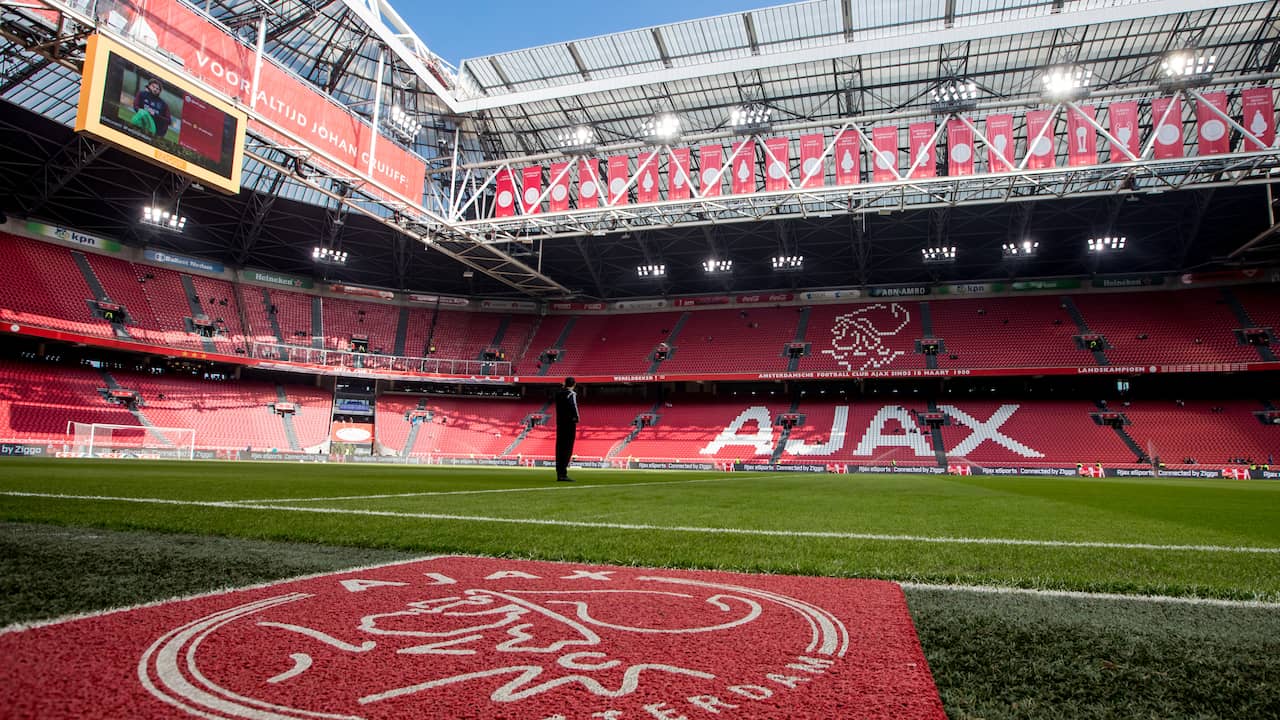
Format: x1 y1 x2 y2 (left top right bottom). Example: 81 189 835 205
554 377 580 481
131 78 172 137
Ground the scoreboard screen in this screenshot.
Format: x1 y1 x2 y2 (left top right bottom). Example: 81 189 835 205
76 34 246 194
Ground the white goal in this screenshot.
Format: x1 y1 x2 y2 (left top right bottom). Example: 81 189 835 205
67 422 196 460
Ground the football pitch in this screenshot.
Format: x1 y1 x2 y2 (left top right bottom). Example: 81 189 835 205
2 458 1278 718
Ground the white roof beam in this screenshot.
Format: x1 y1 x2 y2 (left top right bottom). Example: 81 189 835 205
340 0 459 113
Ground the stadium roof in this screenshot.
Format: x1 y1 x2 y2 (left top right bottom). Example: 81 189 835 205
0 0 1278 300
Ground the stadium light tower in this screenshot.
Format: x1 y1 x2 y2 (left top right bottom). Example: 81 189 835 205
930 78 979 113
771 255 804 271
1040 64 1092 101
1160 49 1216 90
312 246 349 265
1002 240 1039 258
386 105 423 142
558 125 598 155
921 246 957 264
636 263 666 278
702 258 733 274
1087 236 1126 253
640 113 681 144
728 105 772 134
141 205 187 233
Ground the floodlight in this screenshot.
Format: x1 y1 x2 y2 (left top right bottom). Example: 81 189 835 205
641 113 681 143
1160 49 1215 89
1040 65 1092 100
1002 240 1039 258
771 255 804 271
313 247 349 265
559 125 598 155
1087 236 1126 253
729 105 772 134
921 246 957 264
702 258 733 274
636 264 666 277
385 105 422 142
930 78 979 113
141 205 187 232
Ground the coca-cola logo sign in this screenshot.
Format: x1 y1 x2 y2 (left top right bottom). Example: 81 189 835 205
1 557 944 719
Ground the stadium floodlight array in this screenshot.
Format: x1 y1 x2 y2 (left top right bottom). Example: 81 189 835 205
921 246 957 264
640 113 681 143
1002 240 1039 258
1160 49 1216 89
771 255 804 271
312 246 349 264
558 125 598 155
636 263 666 277
386 105 423 142
1088 236 1126 252
729 105 772 134
1040 64 1092 100
702 258 733 274
930 78 979 113
141 206 186 232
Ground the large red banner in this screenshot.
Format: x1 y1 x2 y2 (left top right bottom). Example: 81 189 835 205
636 152 660 203
668 147 692 200
607 155 630 205
946 119 974 176
1241 87 1276 150
908 122 936 178
520 165 543 214
871 126 899 182
731 140 755 194
763 137 791 190
1195 91 1230 155
493 169 515 217
578 158 602 208
834 130 860 185
799 133 827 187
1151 96 1184 159
1108 101 1140 162
124 0 425 203
1066 105 1097 166
548 161 570 212
985 114 1014 172
698 144 723 197
1025 109 1056 169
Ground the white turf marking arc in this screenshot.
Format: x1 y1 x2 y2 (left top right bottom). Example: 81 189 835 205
231 475 749 504
5 490 1280 555
901 583 1280 609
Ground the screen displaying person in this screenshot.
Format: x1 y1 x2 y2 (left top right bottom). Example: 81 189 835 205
554 377 579 482
131 77 171 137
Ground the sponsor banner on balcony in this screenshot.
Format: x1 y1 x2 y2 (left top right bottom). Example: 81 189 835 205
143 248 224 273
868 286 930 298
246 451 325 462
800 289 862 302
433 456 523 467
1092 275 1166 289
673 295 733 307
852 465 949 475
611 299 667 311
241 269 314 290
1178 268 1280 285
116 0 425 203
407 293 469 306
1241 87 1276 150
1011 278 1081 291
0 442 49 457
549 301 609 311
935 282 1004 295
21 219 123 253
1108 101 1140 162
736 462 829 473
630 460 719 471
737 292 794 304
480 299 538 312
331 284 394 300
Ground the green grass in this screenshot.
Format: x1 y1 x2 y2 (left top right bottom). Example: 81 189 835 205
2 458 1279 718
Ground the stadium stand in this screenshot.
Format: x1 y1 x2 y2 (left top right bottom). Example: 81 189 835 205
797 302 925 373
545 313 676 377
0 360 137 440
654 307 799 375
0 232 113 338
399 396 542 458
931 296 1086 368
622 395 795 461
516 398 656 460
1120 400 1279 466
1072 289 1256 365
932 400 1135 466
321 296 399 355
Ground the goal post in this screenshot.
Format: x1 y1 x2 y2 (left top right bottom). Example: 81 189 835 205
67 422 196 460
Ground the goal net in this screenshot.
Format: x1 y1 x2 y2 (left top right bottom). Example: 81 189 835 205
67 422 196 460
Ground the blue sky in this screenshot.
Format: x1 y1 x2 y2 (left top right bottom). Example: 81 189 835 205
399 0 778 64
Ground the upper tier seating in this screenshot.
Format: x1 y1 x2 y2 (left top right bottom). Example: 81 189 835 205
655 307 800 375
932 296 1086 369
1073 289 1256 365
796 302 926 373
321 297 399 355
0 233 113 338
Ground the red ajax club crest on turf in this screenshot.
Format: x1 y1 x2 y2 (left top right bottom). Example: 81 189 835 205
0 557 944 719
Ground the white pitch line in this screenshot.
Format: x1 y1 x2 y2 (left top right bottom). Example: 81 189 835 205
5 490 1280 555
229 474 752 504
901 582 1280 609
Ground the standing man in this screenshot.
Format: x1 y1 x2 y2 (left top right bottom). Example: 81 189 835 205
554 377 579 481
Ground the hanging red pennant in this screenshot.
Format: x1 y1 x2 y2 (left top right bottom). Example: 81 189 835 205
799 133 827 188
668 147 692 200
1241 87 1276 151
763 137 791 191
908 122 936 178
1066 105 1097 167
607 155 630 205
636 152 660 203
833 130 860 186
1107 102 1139 162
731 140 755 194
1196 91 1230 155
1024 109 1056 169
520 166 543 215
946 119 974 176
493 168 516 217
698 144 723 197
547 162 570 212
871 126 899 182
985 114 1014 172
1151 96 1184 159
578 159 601 208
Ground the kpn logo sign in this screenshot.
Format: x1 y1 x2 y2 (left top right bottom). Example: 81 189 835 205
0 557 944 719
